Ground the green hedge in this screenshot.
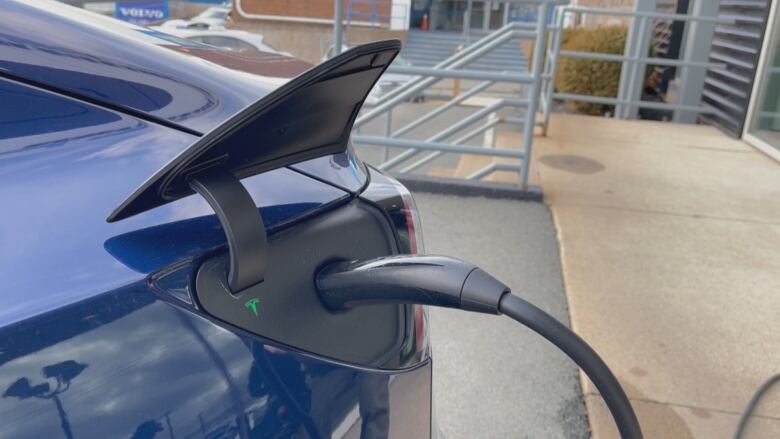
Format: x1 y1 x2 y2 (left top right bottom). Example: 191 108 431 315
556 26 628 116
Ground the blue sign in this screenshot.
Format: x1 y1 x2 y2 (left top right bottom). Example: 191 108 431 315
115 1 170 25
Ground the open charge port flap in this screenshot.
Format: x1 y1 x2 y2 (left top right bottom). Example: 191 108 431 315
194 201 408 367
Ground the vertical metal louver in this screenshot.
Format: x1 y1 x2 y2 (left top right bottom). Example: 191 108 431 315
700 0 772 137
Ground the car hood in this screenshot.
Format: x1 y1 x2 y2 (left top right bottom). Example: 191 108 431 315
0 0 312 135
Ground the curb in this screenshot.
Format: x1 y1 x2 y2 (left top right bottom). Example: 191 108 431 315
393 173 544 202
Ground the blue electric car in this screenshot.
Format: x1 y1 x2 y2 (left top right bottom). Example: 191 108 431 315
0 2 432 438
0 1 648 437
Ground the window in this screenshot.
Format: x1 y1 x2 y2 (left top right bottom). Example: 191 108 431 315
745 1 780 160
187 36 257 52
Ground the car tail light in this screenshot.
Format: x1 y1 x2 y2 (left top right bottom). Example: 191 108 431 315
388 176 425 255
383 175 428 356
359 167 429 359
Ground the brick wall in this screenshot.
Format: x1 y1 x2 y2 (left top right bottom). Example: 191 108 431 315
238 0 334 20
236 0 391 24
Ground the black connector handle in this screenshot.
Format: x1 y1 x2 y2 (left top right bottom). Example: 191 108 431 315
316 254 643 439
316 255 509 314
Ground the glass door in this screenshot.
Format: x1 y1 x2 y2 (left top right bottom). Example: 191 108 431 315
744 0 780 160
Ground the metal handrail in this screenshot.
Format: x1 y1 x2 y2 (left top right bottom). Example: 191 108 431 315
540 5 735 125
350 1 733 187
563 6 732 23
554 94 718 113
385 66 534 83
369 100 513 170
351 3 560 189
353 136 527 159
557 51 725 69
355 22 520 127
400 117 504 173
390 81 493 138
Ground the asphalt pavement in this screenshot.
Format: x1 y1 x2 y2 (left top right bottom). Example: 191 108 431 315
412 192 590 439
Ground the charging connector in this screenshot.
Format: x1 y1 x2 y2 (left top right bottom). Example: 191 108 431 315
316 255 643 439
316 255 508 313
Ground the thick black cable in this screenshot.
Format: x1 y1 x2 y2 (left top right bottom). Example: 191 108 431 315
733 373 780 439
498 293 643 439
315 256 643 437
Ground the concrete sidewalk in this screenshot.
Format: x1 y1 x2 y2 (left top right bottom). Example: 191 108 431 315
531 115 780 438
438 112 780 437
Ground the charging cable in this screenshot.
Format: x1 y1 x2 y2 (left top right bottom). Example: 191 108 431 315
316 255 643 439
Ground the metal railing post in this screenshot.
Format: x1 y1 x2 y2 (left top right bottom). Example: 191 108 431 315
625 15 652 119
518 1 549 190
488 111 498 148
333 0 344 55
616 1 654 118
674 0 718 123
542 6 566 135
384 108 393 161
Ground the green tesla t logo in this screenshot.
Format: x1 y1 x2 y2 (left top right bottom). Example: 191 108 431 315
244 298 260 317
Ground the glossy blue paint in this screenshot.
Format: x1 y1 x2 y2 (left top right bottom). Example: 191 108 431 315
290 148 369 194
0 1 367 190
0 76 347 328
0 2 426 437
0 280 432 438
0 0 297 134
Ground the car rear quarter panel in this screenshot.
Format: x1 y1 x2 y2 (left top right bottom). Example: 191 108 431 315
0 69 430 439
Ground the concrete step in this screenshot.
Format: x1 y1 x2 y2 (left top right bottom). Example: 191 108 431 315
408 30 466 41
402 29 528 75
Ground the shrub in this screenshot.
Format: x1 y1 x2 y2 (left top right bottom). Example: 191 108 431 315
556 26 628 116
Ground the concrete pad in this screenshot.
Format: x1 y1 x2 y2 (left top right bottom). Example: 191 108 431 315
533 129 780 225
531 114 780 438
555 204 780 415
585 394 780 439
460 96 503 108
413 193 589 439
545 114 753 153
427 167 458 178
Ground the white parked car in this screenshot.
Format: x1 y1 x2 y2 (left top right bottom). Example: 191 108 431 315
160 6 231 30
151 27 287 55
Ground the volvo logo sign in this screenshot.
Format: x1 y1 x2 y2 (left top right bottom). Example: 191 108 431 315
115 1 170 25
